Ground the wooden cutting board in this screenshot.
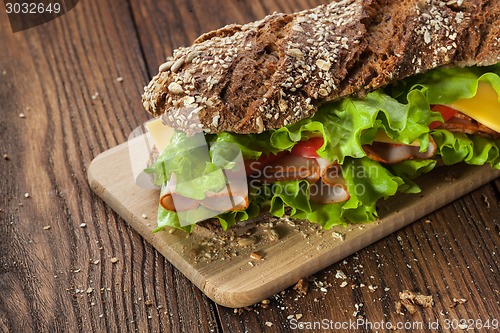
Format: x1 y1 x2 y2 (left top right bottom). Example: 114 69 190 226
87 135 499 308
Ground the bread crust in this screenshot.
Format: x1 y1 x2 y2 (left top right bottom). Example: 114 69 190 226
142 0 500 135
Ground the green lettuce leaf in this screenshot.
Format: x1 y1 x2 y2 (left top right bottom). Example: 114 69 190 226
389 159 437 193
341 157 404 222
212 132 282 160
266 157 407 229
145 131 213 186
270 90 440 163
267 179 346 228
155 205 195 233
145 131 250 201
432 129 500 169
216 201 261 231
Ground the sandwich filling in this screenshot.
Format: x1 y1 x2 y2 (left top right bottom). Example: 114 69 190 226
145 65 500 232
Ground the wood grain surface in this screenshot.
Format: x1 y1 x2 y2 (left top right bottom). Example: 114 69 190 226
0 0 499 332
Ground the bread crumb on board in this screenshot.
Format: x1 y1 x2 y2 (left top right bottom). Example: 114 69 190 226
396 290 434 315
293 279 309 296
481 194 490 208
332 231 346 241
250 251 263 260
449 297 467 308
191 215 308 264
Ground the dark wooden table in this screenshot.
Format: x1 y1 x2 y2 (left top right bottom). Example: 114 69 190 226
1 1 499 332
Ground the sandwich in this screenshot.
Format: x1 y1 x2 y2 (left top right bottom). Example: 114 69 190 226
141 0 500 232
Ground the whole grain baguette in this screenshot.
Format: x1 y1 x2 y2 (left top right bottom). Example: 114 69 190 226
142 0 500 135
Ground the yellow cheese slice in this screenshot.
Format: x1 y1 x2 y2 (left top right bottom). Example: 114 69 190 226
144 117 174 151
449 81 500 133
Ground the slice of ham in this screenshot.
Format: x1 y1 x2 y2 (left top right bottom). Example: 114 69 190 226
363 136 437 164
310 163 350 204
250 152 351 203
437 112 500 138
159 172 249 212
160 192 200 211
201 168 249 211
315 157 337 178
259 154 321 183
309 178 350 204
160 177 200 211
321 164 345 187
199 192 248 211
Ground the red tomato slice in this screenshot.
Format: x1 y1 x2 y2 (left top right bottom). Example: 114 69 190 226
291 137 325 158
429 105 458 129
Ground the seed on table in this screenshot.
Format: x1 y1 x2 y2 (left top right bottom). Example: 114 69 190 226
250 252 262 260
238 237 255 247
